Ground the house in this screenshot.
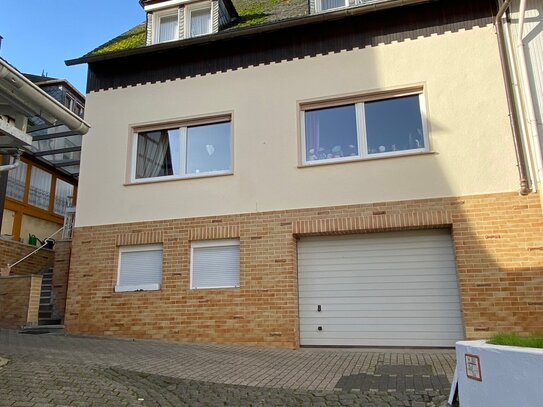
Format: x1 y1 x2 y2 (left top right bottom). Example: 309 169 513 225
0 58 89 328
2 73 85 245
64 0 543 348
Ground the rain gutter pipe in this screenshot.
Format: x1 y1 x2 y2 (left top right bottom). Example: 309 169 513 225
0 59 90 135
495 0 531 195
516 0 543 187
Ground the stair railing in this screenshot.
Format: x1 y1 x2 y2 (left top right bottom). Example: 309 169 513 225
7 225 65 273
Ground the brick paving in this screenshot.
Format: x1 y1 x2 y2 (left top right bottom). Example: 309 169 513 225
0 329 456 406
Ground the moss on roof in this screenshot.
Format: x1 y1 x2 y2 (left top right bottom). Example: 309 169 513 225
86 0 307 57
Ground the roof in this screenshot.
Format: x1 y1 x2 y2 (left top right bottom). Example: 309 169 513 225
85 0 308 57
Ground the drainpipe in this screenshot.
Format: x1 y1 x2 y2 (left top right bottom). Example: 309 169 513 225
0 152 21 172
516 0 543 187
0 60 90 135
495 0 531 195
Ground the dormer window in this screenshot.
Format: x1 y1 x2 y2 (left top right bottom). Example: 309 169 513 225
186 4 212 38
318 0 348 12
154 9 179 43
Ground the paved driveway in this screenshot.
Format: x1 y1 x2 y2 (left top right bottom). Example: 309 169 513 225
0 329 456 406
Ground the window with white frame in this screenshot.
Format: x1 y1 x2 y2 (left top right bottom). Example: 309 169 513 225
318 0 348 12
154 9 179 43
301 91 427 165
116 245 163 292
133 118 232 182
186 4 212 38
191 239 240 289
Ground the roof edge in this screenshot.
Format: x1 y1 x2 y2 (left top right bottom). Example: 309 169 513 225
66 0 435 66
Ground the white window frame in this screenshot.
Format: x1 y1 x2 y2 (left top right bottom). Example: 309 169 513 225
116 244 163 292
300 90 429 166
190 239 240 290
185 2 212 38
153 8 179 44
130 116 233 183
316 0 349 12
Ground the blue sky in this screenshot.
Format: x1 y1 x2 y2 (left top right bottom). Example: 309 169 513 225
0 0 146 93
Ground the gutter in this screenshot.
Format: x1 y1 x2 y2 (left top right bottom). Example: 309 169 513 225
66 0 434 66
0 153 20 173
495 0 530 195
0 59 90 135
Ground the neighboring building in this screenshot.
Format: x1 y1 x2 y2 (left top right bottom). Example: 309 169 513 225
1 73 85 244
64 0 543 348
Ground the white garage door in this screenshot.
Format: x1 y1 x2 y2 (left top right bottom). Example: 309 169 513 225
298 229 464 347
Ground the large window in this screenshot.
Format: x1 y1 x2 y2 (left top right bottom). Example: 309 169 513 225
116 245 163 292
54 179 74 216
191 239 240 289
28 167 52 210
301 92 427 165
6 161 27 201
318 0 348 12
154 9 179 43
133 118 232 181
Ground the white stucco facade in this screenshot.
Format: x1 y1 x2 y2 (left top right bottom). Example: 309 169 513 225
76 25 519 227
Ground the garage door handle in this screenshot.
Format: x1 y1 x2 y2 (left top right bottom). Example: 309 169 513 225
317 305 321 312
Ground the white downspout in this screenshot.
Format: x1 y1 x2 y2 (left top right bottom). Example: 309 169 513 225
0 153 21 172
516 0 543 187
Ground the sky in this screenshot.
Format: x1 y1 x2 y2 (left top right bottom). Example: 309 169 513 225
0 0 146 94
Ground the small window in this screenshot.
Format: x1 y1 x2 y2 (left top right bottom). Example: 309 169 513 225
28 167 52 210
133 118 232 182
301 92 427 165
116 245 163 292
318 0 348 11
187 5 211 38
154 10 179 43
191 239 240 289
6 161 27 201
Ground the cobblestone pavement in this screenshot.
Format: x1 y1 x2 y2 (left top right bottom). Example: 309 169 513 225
0 329 456 406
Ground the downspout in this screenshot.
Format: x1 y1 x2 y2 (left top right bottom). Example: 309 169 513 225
495 0 531 195
516 0 543 187
0 152 21 172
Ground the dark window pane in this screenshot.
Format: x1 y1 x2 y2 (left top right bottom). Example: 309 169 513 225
304 104 358 162
136 129 180 179
365 95 424 155
186 122 231 174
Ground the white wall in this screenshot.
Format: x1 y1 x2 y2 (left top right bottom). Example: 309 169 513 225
77 25 520 227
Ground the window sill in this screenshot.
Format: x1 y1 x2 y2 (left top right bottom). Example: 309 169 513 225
125 171 233 186
115 283 161 292
190 286 240 290
298 150 436 169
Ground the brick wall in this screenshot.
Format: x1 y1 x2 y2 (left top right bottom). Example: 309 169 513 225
65 192 543 348
0 238 54 276
51 241 71 321
0 274 42 329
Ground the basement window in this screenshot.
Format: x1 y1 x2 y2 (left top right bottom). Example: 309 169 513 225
116 245 163 292
190 239 240 289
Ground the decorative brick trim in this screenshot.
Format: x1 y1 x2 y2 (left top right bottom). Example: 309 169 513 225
293 211 452 236
116 231 163 246
189 225 240 241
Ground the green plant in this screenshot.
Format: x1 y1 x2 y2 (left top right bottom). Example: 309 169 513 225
488 333 543 349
